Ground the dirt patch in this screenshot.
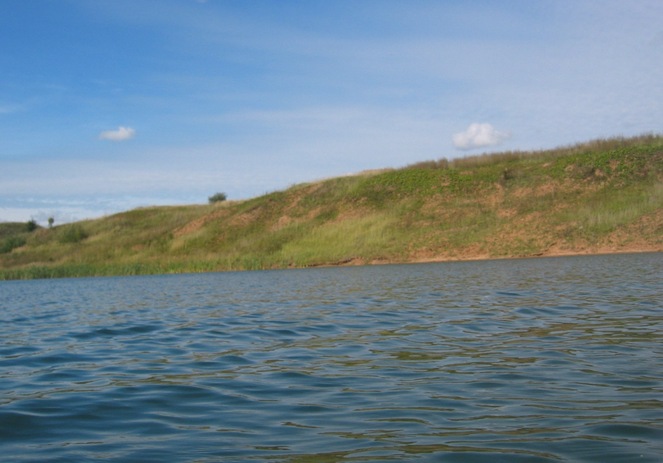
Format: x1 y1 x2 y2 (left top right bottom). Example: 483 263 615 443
509 181 561 200
271 214 294 231
599 208 663 253
173 207 231 238
228 208 262 228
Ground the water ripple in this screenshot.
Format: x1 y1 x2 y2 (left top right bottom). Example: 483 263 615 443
1 253 662 462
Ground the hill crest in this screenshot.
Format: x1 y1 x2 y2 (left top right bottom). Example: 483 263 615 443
1 134 662 279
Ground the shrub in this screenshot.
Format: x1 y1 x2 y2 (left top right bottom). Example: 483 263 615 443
208 192 227 204
0 236 26 254
26 219 38 232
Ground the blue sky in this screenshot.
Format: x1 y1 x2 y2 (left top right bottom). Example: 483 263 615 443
1 0 662 224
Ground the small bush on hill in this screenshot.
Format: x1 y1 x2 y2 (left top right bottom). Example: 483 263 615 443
209 192 227 204
26 220 38 232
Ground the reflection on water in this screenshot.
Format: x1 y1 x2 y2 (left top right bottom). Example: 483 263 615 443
1 253 662 462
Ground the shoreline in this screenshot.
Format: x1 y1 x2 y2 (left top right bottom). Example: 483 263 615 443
306 246 663 269
1 247 660 281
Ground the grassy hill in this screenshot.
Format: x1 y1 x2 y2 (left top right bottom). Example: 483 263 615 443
1 134 662 280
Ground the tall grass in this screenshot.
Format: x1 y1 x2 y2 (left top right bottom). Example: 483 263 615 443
573 182 663 236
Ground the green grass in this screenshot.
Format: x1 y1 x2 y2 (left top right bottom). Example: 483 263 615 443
568 182 663 239
1 134 661 279
0 221 42 255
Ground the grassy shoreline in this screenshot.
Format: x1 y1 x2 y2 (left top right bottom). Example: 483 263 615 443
1 247 660 282
2 134 662 280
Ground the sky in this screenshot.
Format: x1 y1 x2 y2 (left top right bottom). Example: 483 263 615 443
1 0 662 224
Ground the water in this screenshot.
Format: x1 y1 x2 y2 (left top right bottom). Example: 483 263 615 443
1 253 662 462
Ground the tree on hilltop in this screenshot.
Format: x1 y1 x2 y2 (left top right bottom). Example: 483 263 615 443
208 192 227 204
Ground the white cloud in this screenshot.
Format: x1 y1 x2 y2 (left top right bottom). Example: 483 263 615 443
99 126 136 141
452 123 510 150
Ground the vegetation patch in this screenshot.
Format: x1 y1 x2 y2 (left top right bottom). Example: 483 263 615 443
0 236 27 254
57 224 89 244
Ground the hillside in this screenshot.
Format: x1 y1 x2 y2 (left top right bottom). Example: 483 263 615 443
1 135 662 279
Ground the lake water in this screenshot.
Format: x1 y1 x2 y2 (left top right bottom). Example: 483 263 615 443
1 253 662 462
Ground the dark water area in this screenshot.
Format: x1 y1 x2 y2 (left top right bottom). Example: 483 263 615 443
1 253 662 462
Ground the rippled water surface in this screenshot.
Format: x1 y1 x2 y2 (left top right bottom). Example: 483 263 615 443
1 253 662 462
